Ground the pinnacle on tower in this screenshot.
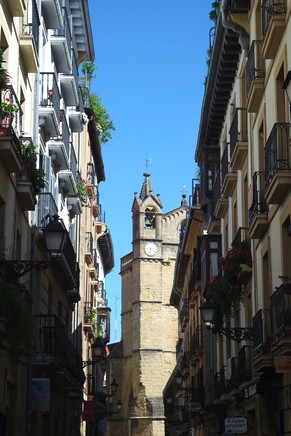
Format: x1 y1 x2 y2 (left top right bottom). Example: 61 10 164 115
140 172 154 201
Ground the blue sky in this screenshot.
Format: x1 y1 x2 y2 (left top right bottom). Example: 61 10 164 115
87 1 214 342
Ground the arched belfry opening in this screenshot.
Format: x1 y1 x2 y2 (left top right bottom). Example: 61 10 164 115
144 207 156 229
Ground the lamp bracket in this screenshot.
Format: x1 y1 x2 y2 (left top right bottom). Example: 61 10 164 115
0 260 49 282
212 326 253 342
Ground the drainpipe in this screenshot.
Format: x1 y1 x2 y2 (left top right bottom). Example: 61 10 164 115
220 0 249 51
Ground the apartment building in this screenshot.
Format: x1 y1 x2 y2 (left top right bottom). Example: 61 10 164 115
167 1 291 435
0 1 113 435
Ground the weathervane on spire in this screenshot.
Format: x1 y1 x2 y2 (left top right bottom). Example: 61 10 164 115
145 155 152 171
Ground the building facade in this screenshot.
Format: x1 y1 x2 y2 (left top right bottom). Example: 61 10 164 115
167 1 291 435
0 1 113 435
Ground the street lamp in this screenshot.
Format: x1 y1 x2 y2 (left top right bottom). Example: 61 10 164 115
42 214 67 259
0 214 67 282
199 300 253 342
83 339 107 368
174 370 192 393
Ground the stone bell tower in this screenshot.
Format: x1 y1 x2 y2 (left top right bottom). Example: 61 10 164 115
110 172 188 435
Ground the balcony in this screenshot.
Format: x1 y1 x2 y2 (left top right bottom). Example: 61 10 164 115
231 227 252 283
91 185 101 218
0 90 22 173
39 72 60 138
50 7 72 73
47 112 70 171
67 289 80 303
265 123 291 205
200 148 220 206
229 108 248 170
41 0 62 29
262 0 286 59
68 87 84 133
16 179 36 210
33 314 84 386
270 283 291 355
246 40 264 113
180 300 189 331
249 171 268 238
19 17 39 73
85 232 93 265
209 173 221 233
59 236 79 288
201 234 221 294
83 302 94 337
60 52 79 107
58 170 77 197
180 351 190 374
7 0 26 16
253 309 273 372
37 192 58 229
190 326 204 361
69 111 83 133
236 346 252 385
16 136 46 210
67 195 82 216
221 144 237 197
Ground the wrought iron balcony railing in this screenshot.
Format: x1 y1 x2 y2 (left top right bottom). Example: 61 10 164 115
190 325 204 359
262 0 286 36
229 108 248 159
34 314 84 383
249 171 268 224
264 123 291 189
270 283 291 342
246 40 264 95
253 308 271 358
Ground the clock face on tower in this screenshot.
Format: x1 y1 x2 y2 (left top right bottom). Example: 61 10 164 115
144 242 158 256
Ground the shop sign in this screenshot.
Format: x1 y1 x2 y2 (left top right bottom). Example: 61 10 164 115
244 382 256 399
32 378 50 413
225 417 247 433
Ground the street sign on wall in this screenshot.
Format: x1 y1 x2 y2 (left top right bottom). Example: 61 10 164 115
225 417 247 433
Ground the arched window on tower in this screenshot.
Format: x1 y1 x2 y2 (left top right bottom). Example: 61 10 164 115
144 207 156 228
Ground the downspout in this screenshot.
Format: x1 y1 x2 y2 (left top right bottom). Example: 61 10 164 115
220 0 249 51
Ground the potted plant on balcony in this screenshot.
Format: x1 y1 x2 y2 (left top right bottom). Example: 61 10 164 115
0 97 19 127
19 139 46 194
86 307 96 325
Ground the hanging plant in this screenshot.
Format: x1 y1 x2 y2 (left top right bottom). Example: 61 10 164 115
204 238 252 328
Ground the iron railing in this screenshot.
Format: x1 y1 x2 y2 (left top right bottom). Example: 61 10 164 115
34 314 84 383
264 123 291 189
221 144 230 187
39 72 61 123
249 171 268 224
190 325 204 359
229 108 248 158
262 0 286 36
246 40 264 95
270 283 291 342
253 309 271 358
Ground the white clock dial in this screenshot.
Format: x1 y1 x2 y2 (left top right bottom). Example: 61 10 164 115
144 242 158 256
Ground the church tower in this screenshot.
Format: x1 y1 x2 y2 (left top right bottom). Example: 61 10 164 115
110 173 188 435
